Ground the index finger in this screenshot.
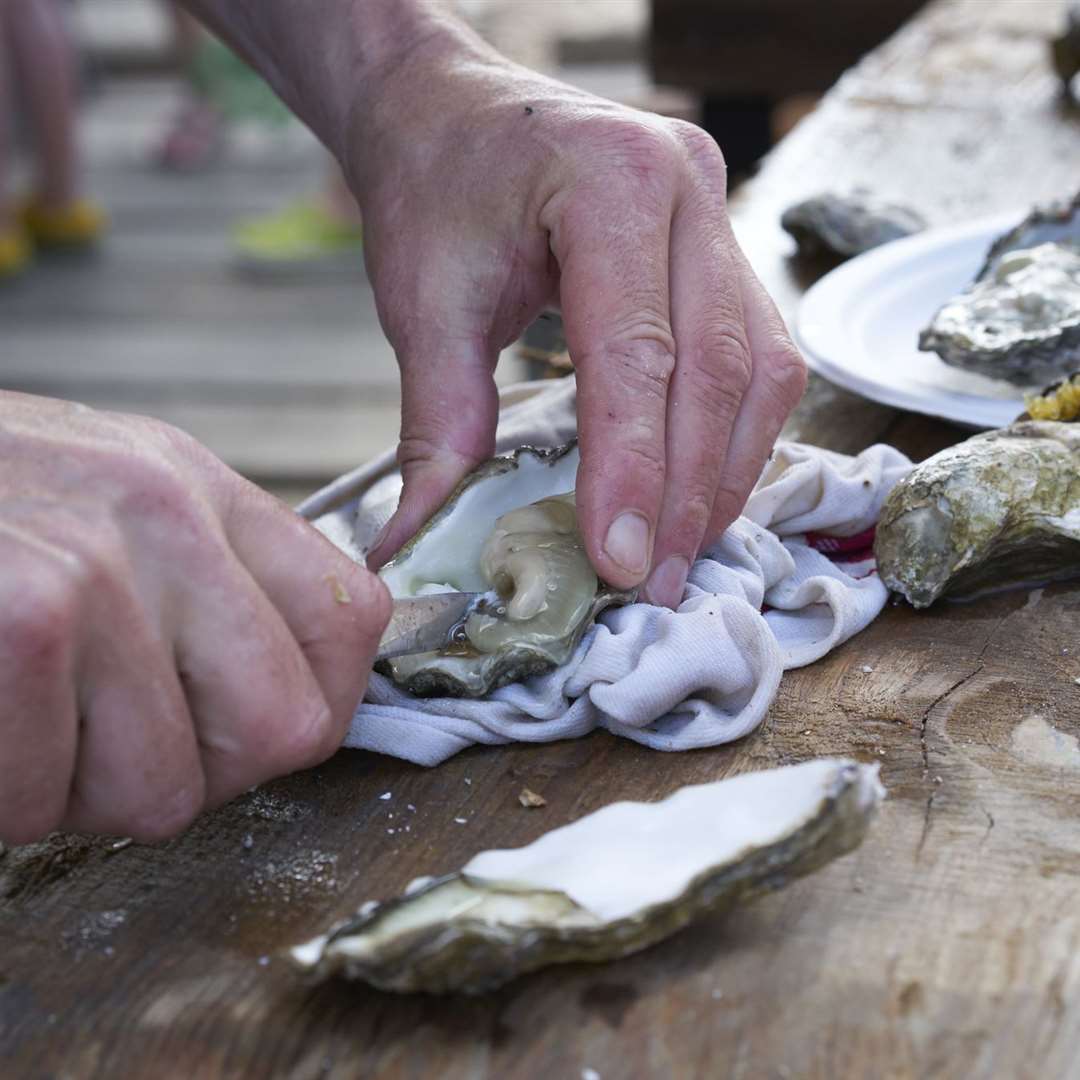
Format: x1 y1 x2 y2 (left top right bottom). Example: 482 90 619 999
547 186 676 590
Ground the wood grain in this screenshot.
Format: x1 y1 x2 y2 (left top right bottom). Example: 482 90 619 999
3 2 1080 1077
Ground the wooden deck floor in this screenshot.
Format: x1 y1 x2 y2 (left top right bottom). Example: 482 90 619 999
0 77 526 500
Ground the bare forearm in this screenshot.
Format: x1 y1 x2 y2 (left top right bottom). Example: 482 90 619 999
178 0 475 157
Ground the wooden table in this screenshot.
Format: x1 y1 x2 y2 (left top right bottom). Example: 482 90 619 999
3 2 1079 1076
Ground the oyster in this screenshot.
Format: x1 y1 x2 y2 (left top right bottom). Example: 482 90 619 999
378 444 628 698
874 419 1080 608
781 191 926 259
919 192 1080 386
290 759 884 994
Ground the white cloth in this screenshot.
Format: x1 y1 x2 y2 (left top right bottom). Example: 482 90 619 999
334 379 912 766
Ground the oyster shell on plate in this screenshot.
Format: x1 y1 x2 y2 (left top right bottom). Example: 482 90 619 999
919 192 1080 386
377 443 630 698
289 759 884 994
874 415 1080 608
780 191 926 259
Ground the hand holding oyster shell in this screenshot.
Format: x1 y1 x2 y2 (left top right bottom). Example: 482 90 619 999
345 12 808 610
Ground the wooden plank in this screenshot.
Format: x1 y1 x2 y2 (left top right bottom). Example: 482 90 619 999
3 2 1080 1078
650 0 928 96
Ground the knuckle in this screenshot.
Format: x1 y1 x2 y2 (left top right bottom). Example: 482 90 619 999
596 119 679 185
0 572 78 661
617 439 668 487
672 120 727 174
287 698 342 770
682 334 754 421
582 335 677 402
766 342 809 408
677 489 714 539
701 326 754 390
350 569 392 640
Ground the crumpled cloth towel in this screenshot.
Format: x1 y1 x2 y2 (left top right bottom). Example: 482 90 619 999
336 378 912 766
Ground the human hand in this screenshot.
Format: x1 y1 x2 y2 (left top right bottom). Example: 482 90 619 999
352 32 807 607
0 392 389 845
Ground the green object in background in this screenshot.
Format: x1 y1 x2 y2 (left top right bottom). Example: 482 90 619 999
189 38 292 126
232 202 364 275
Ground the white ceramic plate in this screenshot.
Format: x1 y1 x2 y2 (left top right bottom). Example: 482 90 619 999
795 212 1032 430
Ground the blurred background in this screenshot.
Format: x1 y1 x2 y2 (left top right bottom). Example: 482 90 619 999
0 0 926 504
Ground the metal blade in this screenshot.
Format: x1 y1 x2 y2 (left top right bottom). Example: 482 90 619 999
376 593 485 661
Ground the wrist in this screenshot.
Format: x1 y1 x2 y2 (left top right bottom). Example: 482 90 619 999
336 9 503 192
182 1 483 163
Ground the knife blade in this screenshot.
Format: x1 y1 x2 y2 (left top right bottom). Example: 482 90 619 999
376 592 486 661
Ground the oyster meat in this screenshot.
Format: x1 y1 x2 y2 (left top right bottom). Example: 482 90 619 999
781 191 926 259
919 192 1080 386
290 758 884 994
378 444 628 698
874 418 1080 608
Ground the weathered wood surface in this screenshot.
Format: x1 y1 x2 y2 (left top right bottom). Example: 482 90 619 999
3 2 1080 1078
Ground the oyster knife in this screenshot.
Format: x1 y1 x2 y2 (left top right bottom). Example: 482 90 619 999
377 593 485 661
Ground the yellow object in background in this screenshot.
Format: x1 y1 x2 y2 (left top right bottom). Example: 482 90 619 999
0 224 32 281
21 197 106 250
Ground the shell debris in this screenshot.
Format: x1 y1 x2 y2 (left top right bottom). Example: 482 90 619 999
518 788 548 808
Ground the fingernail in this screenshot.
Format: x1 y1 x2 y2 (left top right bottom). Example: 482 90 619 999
644 555 690 609
603 511 651 577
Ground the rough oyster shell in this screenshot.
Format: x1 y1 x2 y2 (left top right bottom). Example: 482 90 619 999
919 192 1080 386
377 444 630 698
781 191 926 259
874 420 1080 607
290 759 884 994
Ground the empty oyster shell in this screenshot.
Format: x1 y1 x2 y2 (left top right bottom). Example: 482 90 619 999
378 444 630 698
919 192 1080 386
290 759 884 994
781 191 926 259
875 419 1080 607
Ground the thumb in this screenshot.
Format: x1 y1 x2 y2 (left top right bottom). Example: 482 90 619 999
366 337 499 569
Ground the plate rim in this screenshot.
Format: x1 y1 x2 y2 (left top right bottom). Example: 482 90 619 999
793 209 1028 430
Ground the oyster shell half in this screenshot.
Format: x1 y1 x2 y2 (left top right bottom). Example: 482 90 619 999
290 759 884 994
781 191 926 259
378 444 630 698
874 420 1080 607
919 192 1080 386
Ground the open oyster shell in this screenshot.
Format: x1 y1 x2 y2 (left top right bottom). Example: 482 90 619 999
781 191 926 259
875 419 1080 607
918 192 1080 386
378 444 630 698
290 759 884 994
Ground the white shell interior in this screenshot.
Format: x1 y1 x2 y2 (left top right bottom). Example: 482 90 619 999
381 448 579 594
464 759 883 922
